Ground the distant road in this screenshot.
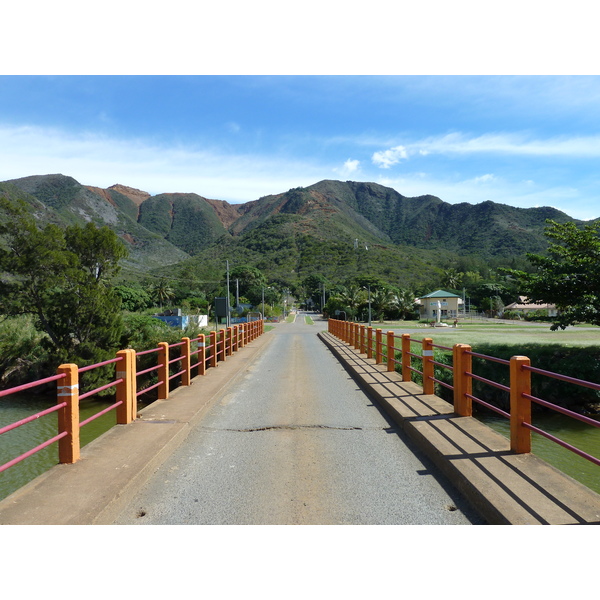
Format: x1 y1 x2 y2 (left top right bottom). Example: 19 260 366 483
113 313 484 525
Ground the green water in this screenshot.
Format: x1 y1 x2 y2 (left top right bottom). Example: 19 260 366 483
478 411 600 495
0 393 123 502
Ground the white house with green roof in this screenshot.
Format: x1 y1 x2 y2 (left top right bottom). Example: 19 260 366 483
417 290 463 321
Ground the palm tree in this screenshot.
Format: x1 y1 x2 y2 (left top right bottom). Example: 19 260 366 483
390 289 418 320
153 278 175 310
370 287 395 322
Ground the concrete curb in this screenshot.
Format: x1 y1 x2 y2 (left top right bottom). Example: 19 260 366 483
0 331 275 525
318 330 600 525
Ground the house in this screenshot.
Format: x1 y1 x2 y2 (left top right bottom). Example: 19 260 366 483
503 296 558 317
417 290 463 321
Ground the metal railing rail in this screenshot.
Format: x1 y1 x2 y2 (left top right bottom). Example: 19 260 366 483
328 318 600 466
0 320 264 478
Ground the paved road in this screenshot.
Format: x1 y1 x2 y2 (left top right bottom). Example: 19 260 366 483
113 313 484 525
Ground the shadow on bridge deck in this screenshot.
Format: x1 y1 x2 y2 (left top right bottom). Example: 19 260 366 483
318 331 600 525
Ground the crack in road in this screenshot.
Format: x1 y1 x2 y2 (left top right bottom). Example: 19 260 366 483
198 425 399 433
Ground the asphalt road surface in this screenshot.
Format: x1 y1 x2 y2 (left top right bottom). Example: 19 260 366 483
113 313 485 525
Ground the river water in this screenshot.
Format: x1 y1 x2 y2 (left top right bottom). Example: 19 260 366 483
0 393 123 501
2 393 600 502
479 412 600 495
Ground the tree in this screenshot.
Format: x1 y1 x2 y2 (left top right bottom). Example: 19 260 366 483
441 268 463 290
153 278 175 309
505 219 600 330
0 198 128 365
390 289 418 320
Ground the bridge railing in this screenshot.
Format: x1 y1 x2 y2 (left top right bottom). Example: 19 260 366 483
328 318 600 466
0 320 265 476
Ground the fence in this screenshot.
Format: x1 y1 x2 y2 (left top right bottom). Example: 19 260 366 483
0 319 264 474
328 318 600 466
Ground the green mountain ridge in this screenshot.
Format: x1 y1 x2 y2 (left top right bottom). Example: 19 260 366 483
0 173 583 290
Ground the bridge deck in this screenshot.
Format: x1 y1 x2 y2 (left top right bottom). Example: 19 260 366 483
2 323 600 525
319 330 600 525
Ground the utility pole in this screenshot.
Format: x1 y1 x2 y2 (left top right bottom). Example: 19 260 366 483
226 260 230 327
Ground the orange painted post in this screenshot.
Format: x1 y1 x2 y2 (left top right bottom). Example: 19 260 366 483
219 329 226 361
57 363 80 464
181 336 191 386
375 329 382 364
131 349 138 418
354 324 361 350
116 349 135 424
422 337 434 395
345 321 350 344
359 325 366 354
198 334 206 375
209 331 217 368
226 327 233 356
233 325 239 353
386 331 395 372
401 334 412 382
367 327 373 359
510 356 532 454
453 344 472 416
158 341 169 400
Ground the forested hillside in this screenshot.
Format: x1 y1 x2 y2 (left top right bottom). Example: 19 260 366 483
0 173 585 294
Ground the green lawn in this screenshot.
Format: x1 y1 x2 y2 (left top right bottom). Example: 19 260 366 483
366 320 600 348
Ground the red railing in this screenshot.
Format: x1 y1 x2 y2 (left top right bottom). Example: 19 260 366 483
328 318 600 466
0 320 264 478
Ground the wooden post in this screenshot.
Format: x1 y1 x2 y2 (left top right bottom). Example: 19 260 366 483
422 337 434 395
209 331 217 368
116 349 135 424
158 341 169 400
453 344 472 416
360 325 366 354
510 356 532 453
57 363 80 464
367 327 373 359
386 331 395 372
375 329 382 364
401 334 412 382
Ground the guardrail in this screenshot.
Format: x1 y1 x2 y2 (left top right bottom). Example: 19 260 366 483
0 319 264 474
328 318 600 466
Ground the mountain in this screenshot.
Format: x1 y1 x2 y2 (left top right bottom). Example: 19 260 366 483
0 174 582 289
0 175 191 272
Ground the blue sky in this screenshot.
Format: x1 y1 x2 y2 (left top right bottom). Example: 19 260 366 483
2 5 599 221
2 75 600 221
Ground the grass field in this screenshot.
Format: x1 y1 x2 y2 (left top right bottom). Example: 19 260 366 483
369 319 600 349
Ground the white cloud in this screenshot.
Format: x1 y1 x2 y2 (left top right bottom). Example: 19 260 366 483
471 173 496 184
335 158 360 177
0 123 326 202
412 131 600 158
372 145 408 168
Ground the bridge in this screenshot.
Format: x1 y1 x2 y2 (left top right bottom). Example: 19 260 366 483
1 314 599 524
